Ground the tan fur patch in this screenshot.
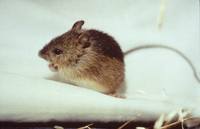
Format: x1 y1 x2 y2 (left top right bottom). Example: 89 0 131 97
58 51 124 94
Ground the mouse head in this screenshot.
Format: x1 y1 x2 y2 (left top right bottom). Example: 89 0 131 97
39 20 91 71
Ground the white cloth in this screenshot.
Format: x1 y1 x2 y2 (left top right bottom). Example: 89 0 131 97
0 0 199 122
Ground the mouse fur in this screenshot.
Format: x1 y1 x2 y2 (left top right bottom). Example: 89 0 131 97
39 20 125 94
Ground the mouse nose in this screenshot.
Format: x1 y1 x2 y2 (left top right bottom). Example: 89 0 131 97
39 46 48 59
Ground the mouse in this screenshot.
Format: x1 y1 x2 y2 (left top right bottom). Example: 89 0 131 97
39 20 200 95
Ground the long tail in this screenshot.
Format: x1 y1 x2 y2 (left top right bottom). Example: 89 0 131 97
124 44 200 83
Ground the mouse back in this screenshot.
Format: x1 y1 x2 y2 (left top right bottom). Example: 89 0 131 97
84 29 124 62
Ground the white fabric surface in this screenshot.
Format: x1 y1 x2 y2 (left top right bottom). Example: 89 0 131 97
0 0 200 122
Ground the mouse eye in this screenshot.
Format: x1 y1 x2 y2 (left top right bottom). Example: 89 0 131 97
82 42 91 49
53 48 63 55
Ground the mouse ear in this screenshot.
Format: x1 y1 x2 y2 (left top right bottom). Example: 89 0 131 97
71 20 84 32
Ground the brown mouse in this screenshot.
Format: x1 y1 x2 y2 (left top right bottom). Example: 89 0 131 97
39 20 200 95
39 20 124 94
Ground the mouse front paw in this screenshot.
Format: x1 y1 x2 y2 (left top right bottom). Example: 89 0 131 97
48 63 58 72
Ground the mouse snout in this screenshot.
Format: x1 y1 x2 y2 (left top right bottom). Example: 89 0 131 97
39 47 49 60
